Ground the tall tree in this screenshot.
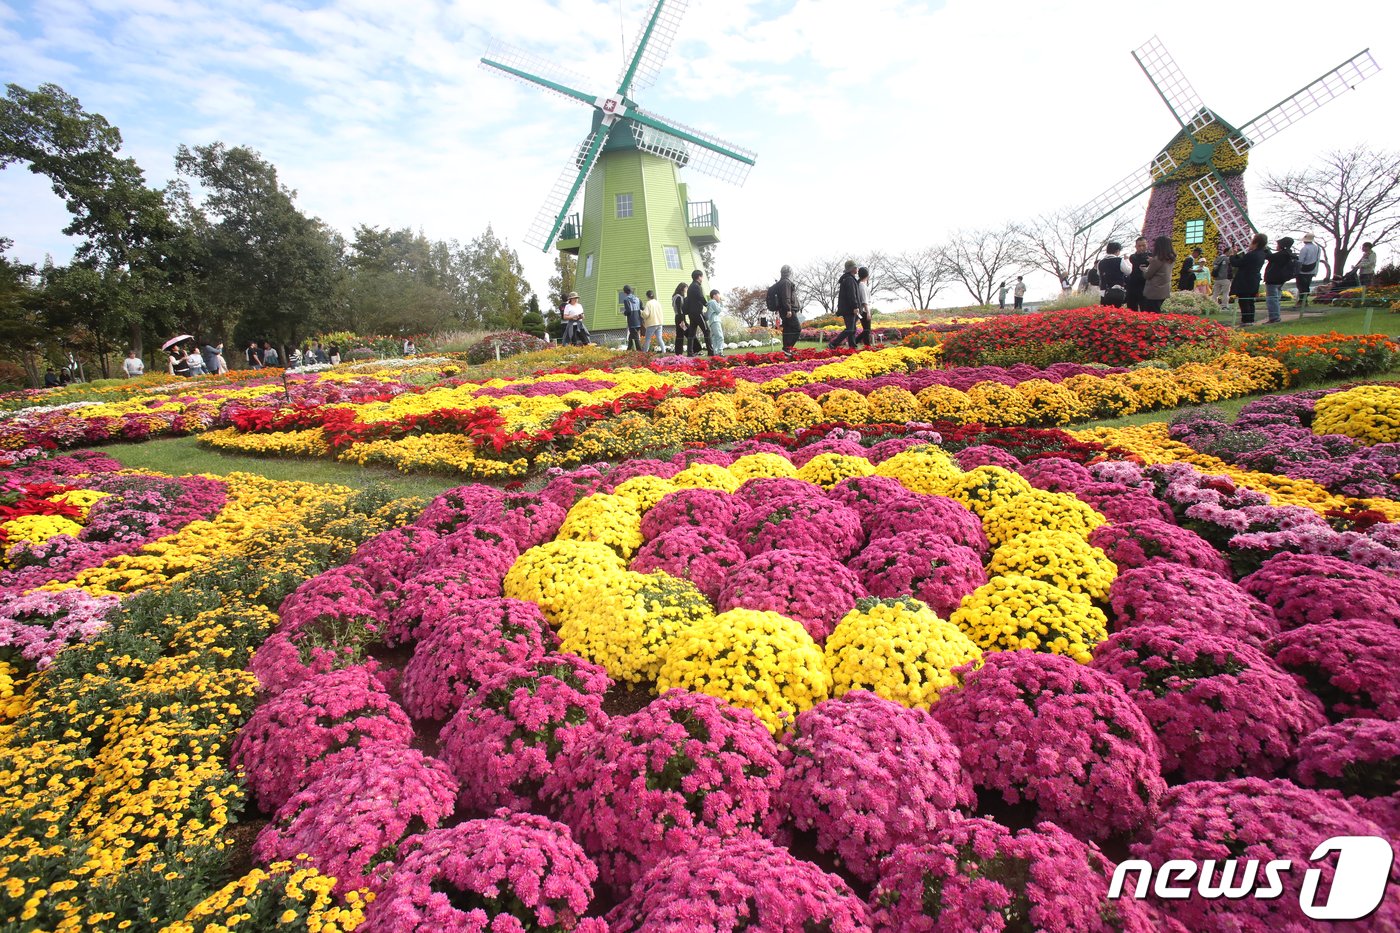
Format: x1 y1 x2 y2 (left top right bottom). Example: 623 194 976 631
943 225 1030 305
0 239 46 385
462 226 530 330
548 251 577 308
174 142 341 349
1 82 179 361
1263 147 1400 277
793 256 846 316
724 284 770 327
340 225 461 335
882 247 948 310
1017 207 1137 287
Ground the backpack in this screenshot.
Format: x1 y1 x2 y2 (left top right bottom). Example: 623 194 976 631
1086 266 1100 287
766 282 781 314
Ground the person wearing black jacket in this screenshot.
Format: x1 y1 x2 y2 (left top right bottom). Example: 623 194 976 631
1230 233 1269 326
827 260 861 349
1125 237 1149 311
1177 253 1197 291
1262 236 1296 325
1097 242 1131 308
684 270 716 356
772 265 801 352
671 283 688 353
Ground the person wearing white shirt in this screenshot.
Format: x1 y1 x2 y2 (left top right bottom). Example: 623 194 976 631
1296 233 1323 308
122 350 144 378
856 266 874 347
1012 277 1027 309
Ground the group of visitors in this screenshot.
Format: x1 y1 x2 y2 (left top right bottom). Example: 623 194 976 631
562 269 728 357
997 278 1027 310
242 340 341 369
164 342 229 378
825 260 876 350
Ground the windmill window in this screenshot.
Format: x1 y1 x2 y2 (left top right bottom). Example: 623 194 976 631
1184 220 1205 245
664 246 682 269
615 193 633 218
585 253 595 278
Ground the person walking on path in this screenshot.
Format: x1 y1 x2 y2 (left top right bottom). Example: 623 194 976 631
772 265 801 353
854 266 874 347
828 260 861 350
1296 233 1322 308
1012 276 1026 310
997 281 1008 310
641 289 666 352
1263 236 1296 325
1211 244 1233 311
1141 236 1175 313
1354 242 1378 298
684 270 716 356
561 293 586 346
1231 233 1269 326
122 350 144 378
620 285 643 351
1097 242 1131 308
671 283 689 354
245 341 263 369
706 289 726 354
1126 236 1150 311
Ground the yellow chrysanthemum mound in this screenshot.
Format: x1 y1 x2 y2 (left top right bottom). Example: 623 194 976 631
936 465 1034 517
966 382 1033 427
734 391 780 433
159 859 371 933
874 445 961 494
1061 373 1142 419
985 530 1117 600
559 570 714 686
817 388 871 423
1 513 83 551
867 385 921 423
917 384 977 423
0 659 26 721
1312 384 1400 445
825 596 982 709
980 489 1106 547
658 608 832 734
686 393 742 441
556 493 645 559
729 452 799 482
1014 379 1092 427
950 574 1109 664
797 453 876 489
671 462 743 493
47 488 110 520
774 391 823 431
503 540 629 626
610 475 679 512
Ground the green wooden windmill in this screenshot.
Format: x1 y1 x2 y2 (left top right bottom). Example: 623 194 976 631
481 0 757 335
1077 37 1379 258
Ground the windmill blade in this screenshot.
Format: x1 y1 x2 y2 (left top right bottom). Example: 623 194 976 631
1188 172 1255 251
1227 49 1380 156
481 38 597 108
525 130 609 252
626 106 756 186
616 0 688 96
1132 36 1213 132
1074 151 1180 234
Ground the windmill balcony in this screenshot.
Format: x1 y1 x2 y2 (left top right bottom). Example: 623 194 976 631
557 213 582 254
687 200 720 246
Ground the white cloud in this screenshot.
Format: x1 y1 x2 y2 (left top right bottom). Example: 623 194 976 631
2 0 1397 307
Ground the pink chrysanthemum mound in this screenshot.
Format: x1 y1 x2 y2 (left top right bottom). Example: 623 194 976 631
1240 552 1400 629
388 525 521 645
416 484 507 534
231 666 414 813
870 818 1161 933
276 565 386 634
253 742 458 892
1294 718 1400 799
361 811 600 933
640 488 750 542
953 444 1022 471
467 493 567 552
347 524 440 592
730 497 864 561
1088 518 1231 578
1017 457 1095 492
1074 481 1176 524
440 653 611 814
400 598 556 721
1133 778 1400 932
825 475 914 529
777 691 973 883
932 651 1166 841
1267 620 1400 721
248 628 391 697
631 525 747 603
1091 626 1325 781
734 476 826 506
607 834 872 933
1107 564 1279 647
543 690 784 893
718 550 865 643
862 495 988 555
848 531 986 617
539 466 606 511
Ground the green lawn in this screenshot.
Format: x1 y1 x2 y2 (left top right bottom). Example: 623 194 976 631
100 436 464 499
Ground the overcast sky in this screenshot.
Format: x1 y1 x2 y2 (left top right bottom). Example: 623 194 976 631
2 0 1396 308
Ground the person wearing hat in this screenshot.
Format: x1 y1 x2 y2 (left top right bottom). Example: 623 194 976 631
827 260 861 350
1296 233 1322 308
620 284 643 351
771 264 801 353
561 292 587 345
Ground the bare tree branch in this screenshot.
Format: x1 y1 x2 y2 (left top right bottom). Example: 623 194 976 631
1017 206 1137 286
882 246 949 310
1262 146 1400 276
793 256 845 316
944 225 1030 305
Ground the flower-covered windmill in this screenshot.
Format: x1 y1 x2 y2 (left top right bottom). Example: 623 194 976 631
1076 37 1380 258
481 0 757 333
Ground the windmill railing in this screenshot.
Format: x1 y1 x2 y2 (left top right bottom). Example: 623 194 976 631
687 201 718 228
559 213 582 242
